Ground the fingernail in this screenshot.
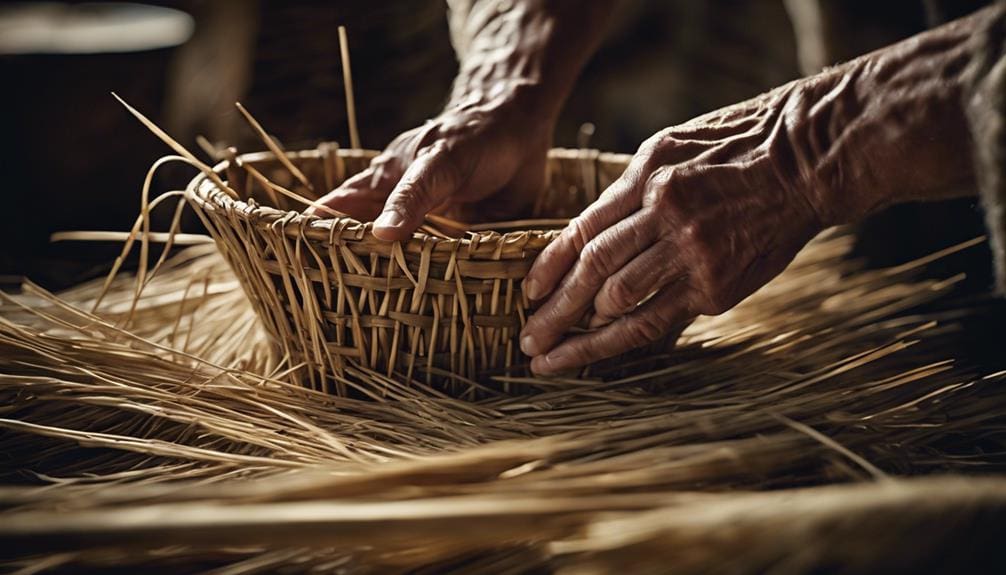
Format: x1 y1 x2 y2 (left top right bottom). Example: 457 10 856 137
374 210 404 230
544 349 565 368
532 349 565 375
530 355 550 375
520 334 537 356
524 277 542 300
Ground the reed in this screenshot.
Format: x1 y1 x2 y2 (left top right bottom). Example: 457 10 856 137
2 225 1005 572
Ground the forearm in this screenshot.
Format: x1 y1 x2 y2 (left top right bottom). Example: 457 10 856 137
783 4 1005 226
445 0 619 121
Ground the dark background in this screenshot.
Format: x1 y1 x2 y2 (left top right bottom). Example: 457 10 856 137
0 0 994 290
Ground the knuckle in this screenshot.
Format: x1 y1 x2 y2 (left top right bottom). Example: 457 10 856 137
393 180 429 208
644 166 692 212
637 129 672 157
366 161 402 190
397 152 461 208
389 127 420 147
527 308 563 340
678 221 703 245
565 217 595 254
644 165 675 192
567 342 594 366
421 138 451 158
625 314 667 346
376 173 402 195
636 135 662 158
553 343 595 372
369 152 395 170
551 286 582 320
676 218 717 264
579 240 617 284
598 277 637 317
390 124 433 153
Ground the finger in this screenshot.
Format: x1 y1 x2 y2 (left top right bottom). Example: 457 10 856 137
444 150 547 223
530 279 693 375
523 172 643 301
589 240 685 327
373 142 462 241
309 168 388 220
308 151 402 218
520 210 657 357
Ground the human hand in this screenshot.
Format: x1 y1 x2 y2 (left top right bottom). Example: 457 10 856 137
310 0 621 240
519 87 831 375
311 86 552 240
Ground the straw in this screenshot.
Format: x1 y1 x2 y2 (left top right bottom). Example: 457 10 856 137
111 93 237 200
235 102 315 194
1 229 1005 573
338 26 361 150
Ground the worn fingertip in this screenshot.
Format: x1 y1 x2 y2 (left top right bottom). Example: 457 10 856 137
531 346 573 376
374 210 404 229
372 210 413 241
529 355 554 376
519 333 538 356
522 276 543 301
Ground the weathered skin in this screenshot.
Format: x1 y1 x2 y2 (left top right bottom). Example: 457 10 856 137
310 0 612 231
314 1 1005 376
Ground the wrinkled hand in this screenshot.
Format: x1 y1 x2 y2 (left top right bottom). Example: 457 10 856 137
520 88 828 375
312 89 551 240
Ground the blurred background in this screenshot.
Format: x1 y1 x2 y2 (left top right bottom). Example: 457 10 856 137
0 0 993 290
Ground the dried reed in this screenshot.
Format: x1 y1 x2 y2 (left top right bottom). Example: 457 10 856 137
2 220 1005 572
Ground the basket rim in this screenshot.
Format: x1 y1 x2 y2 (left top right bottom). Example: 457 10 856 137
185 147 632 257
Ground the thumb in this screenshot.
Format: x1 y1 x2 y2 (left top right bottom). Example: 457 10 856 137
373 143 461 241
308 167 389 220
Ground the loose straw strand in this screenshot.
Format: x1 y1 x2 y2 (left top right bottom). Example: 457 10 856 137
111 93 238 200
235 102 315 194
338 26 361 150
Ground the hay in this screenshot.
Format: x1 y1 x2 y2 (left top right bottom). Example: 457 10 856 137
2 217 1006 572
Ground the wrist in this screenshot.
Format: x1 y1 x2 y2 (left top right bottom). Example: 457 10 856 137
446 40 569 128
444 0 615 129
784 65 889 228
440 76 557 148
786 12 982 228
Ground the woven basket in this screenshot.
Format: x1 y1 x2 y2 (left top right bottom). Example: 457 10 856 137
186 145 647 394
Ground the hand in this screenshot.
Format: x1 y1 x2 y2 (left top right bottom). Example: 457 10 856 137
311 86 552 240
519 87 829 375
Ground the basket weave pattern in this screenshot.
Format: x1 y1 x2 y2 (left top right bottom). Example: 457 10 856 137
187 146 634 393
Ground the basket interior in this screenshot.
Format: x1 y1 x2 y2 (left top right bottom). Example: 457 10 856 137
218 146 631 229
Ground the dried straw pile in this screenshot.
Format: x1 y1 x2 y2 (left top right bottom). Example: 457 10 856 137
3 218 1006 572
